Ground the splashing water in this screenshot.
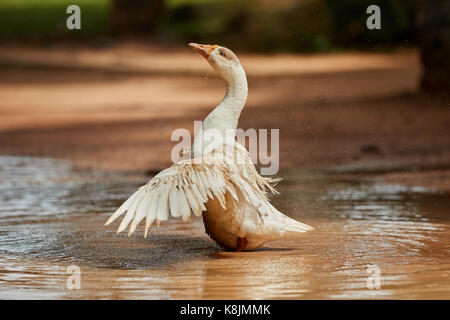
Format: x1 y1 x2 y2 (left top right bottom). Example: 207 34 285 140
0 156 449 299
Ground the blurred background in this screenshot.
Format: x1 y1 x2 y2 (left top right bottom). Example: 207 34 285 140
0 0 448 180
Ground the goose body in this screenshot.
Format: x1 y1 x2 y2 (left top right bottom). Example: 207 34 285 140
105 43 313 251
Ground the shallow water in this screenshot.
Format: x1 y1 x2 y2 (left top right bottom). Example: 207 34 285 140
0 156 449 299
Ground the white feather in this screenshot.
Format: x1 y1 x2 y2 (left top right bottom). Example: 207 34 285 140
105 186 144 226
157 182 170 222
144 189 160 237
129 189 154 234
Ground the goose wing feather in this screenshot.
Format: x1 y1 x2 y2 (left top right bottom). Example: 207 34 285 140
105 142 302 237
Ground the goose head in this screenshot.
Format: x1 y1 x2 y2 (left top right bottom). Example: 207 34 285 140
189 43 245 86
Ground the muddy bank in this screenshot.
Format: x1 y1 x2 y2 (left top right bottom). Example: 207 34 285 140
0 43 449 192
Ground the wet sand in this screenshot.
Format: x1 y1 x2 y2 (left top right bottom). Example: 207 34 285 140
0 43 449 299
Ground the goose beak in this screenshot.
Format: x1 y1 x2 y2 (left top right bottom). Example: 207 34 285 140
189 43 218 59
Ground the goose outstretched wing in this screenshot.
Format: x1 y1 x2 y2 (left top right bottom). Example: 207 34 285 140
105 144 278 237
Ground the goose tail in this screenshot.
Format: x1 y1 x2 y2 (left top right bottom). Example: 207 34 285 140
264 203 314 237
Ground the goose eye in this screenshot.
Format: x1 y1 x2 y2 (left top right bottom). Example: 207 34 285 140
219 51 225 56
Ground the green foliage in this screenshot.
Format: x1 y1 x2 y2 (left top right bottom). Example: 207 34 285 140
161 0 416 52
324 0 416 48
0 0 416 52
0 0 111 39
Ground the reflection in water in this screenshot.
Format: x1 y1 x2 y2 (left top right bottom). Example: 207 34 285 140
0 156 449 299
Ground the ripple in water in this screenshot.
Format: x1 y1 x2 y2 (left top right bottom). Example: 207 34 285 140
0 156 449 299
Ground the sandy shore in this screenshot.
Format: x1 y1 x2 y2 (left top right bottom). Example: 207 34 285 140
0 42 449 191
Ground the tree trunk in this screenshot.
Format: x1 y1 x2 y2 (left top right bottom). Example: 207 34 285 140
416 0 450 96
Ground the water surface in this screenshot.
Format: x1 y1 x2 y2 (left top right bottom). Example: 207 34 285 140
0 156 449 299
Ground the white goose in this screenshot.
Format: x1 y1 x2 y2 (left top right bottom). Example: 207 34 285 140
105 43 314 251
